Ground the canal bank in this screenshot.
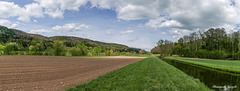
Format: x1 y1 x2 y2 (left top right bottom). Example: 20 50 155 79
163 57 240 91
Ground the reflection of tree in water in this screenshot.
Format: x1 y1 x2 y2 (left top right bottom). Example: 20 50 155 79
165 59 240 91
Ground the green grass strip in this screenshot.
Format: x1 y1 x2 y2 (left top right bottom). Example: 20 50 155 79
165 56 240 74
66 56 210 91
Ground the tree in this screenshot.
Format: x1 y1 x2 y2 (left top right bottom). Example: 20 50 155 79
158 28 240 59
88 47 93 56
174 44 183 56
110 49 114 56
0 44 5 55
78 43 88 56
53 40 66 56
69 47 81 56
29 45 35 55
157 40 164 46
43 47 54 56
4 43 19 55
92 47 102 56
105 50 110 56
154 40 175 59
139 50 146 54
29 45 35 52
28 43 45 55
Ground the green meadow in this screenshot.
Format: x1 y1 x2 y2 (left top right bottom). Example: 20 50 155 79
67 56 210 91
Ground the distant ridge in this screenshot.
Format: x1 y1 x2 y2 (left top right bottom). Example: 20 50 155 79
0 25 140 52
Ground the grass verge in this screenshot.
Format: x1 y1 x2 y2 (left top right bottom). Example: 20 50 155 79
66 56 210 91
165 56 240 74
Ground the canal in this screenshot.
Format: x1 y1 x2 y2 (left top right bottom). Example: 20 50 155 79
164 58 240 91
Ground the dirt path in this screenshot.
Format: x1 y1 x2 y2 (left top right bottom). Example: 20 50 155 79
0 56 146 91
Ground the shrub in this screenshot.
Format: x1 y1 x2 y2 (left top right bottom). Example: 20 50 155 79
4 43 19 55
69 47 82 56
53 41 66 56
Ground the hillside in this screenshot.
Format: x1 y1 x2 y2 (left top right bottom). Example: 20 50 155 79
0 25 140 52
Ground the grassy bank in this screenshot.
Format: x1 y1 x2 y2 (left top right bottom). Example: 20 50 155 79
66 56 210 91
165 56 240 73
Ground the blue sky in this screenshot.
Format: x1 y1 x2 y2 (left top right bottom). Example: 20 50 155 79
0 0 240 51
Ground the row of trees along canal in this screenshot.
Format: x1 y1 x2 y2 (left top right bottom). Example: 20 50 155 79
152 28 240 60
0 40 148 56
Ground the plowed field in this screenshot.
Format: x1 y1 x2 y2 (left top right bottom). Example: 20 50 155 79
0 56 145 91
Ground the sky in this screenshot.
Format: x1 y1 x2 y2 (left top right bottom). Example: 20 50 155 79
0 0 240 51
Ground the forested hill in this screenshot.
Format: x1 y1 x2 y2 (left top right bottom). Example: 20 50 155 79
0 25 140 52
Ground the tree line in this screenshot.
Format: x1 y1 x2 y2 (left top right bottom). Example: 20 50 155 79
152 28 240 60
0 40 148 56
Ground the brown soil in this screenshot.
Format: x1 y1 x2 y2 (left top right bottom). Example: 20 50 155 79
0 56 146 91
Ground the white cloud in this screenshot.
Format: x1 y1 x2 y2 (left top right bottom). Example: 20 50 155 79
52 23 91 32
160 32 167 35
165 0 240 30
216 24 238 34
89 0 240 34
28 23 91 36
1 0 240 31
28 23 91 35
0 19 18 28
145 17 165 29
159 20 183 28
120 30 134 34
237 26 240 30
117 4 159 20
35 0 88 18
145 17 183 29
44 8 64 18
0 1 21 18
18 3 44 22
29 29 53 34
33 20 38 23
81 34 91 38
0 1 43 22
90 0 163 20
106 30 113 35
89 0 118 9
169 28 191 40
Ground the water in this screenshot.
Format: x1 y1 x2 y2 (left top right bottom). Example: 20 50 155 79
164 59 240 91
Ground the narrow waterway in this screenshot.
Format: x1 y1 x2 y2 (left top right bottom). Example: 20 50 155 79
164 58 240 91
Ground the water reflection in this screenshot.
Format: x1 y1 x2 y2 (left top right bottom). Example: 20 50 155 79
164 59 240 91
